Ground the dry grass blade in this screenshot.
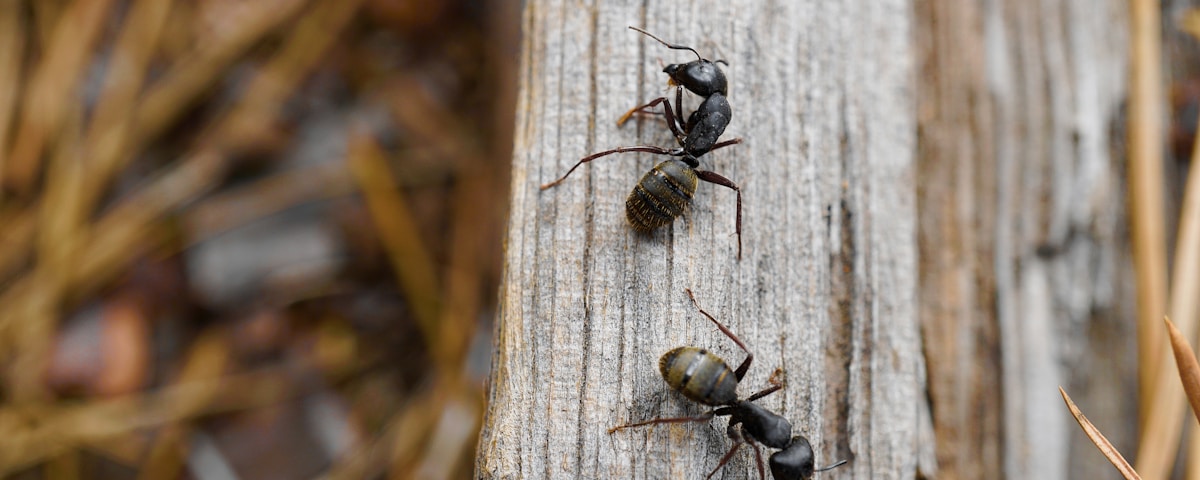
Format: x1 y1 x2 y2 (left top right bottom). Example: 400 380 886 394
1165 316 1200 424
0 151 225 400
0 151 226 334
5 0 116 191
136 331 231 480
0 202 35 284
320 400 413 480
209 0 363 152
131 0 308 150
0 1 23 180
1060 387 1142 480
1128 0 1170 440
184 161 355 244
413 396 481 479
436 166 492 369
0 369 291 474
0 0 509 476
38 106 86 273
346 132 441 358
76 0 174 219
72 152 226 292
1174 12 1200 478
1141 22 1200 474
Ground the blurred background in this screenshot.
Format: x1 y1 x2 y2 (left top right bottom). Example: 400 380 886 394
0 0 517 478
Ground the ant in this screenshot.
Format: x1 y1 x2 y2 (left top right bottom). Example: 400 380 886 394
617 26 731 157
609 289 848 479
540 27 744 259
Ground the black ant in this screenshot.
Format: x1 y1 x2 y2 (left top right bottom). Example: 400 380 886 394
609 289 848 479
617 26 731 157
540 27 744 259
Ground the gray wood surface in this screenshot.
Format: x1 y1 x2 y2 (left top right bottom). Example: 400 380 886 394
914 0 1135 478
477 1 924 478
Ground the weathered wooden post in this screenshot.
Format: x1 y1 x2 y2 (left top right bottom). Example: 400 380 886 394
914 0 1134 478
479 1 924 477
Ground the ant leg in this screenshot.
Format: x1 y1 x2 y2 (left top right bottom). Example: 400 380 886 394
750 440 766 480
695 170 743 260
617 94 686 141
675 86 685 132
617 97 664 127
706 425 746 480
816 459 850 472
685 288 754 381
607 410 715 434
746 368 787 402
540 145 675 190
709 138 743 151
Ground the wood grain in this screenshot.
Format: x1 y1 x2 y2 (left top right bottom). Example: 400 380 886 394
915 0 1134 478
478 1 923 478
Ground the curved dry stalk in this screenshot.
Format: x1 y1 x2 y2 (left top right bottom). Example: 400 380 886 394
1059 387 1141 480
1165 317 1200 424
1127 0 1169 438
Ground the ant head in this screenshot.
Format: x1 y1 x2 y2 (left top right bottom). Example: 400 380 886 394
630 26 729 97
663 61 728 97
769 435 848 480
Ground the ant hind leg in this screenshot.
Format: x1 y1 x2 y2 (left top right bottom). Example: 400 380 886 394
607 410 715 434
685 288 754 381
540 145 675 190
706 425 747 480
695 169 743 260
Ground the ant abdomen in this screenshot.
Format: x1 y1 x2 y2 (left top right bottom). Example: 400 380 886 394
659 346 739 406
625 159 698 231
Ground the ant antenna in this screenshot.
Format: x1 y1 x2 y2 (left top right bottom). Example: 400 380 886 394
815 459 849 472
629 26 703 61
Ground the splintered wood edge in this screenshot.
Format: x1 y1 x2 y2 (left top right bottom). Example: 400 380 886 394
1058 387 1141 480
1165 317 1200 426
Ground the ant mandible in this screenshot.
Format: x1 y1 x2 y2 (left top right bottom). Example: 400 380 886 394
609 289 848 479
540 27 744 259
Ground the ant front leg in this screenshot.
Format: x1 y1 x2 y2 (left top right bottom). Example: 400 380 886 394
746 368 786 402
540 145 675 190
696 169 743 260
685 288 754 381
616 93 687 142
607 410 715 434
708 138 743 151
674 86 684 132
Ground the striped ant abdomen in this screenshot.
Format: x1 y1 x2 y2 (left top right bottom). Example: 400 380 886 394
625 159 698 231
658 346 739 406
